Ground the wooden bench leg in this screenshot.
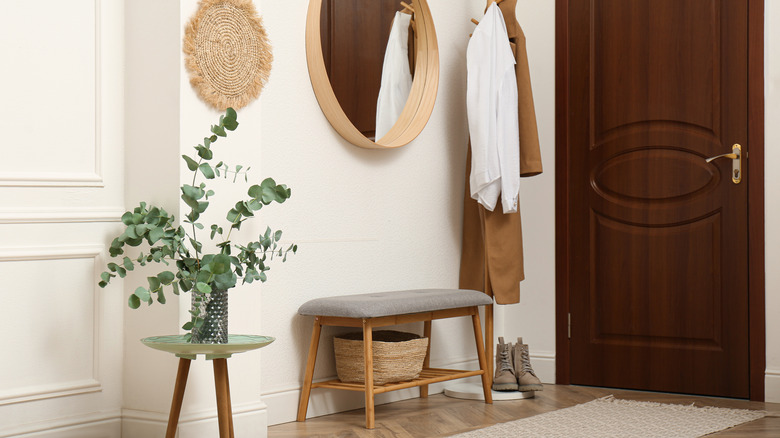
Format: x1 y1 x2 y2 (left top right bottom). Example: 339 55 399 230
297 317 323 421
363 318 375 429
471 309 493 404
420 320 432 398
166 358 191 438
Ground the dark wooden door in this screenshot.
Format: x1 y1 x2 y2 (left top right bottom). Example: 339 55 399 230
565 0 750 398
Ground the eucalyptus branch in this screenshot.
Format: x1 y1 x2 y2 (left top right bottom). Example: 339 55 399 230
100 108 297 339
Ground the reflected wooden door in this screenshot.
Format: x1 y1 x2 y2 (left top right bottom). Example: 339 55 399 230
564 0 750 397
320 0 400 138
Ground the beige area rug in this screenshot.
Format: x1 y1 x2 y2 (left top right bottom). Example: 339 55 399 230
449 395 766 437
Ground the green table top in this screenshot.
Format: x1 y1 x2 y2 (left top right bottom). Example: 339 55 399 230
141 334 275 360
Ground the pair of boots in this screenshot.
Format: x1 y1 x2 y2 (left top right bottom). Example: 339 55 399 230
492 337 543 392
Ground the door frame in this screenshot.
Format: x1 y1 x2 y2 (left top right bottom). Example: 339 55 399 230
554 0 766 401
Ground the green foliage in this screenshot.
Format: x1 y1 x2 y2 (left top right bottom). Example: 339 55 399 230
99 109 296 339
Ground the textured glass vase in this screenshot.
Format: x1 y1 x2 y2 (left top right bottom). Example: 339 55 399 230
191 288 229 344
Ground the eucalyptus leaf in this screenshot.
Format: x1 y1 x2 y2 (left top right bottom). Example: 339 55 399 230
211 124 227 137
196 282 212 294
182 184 205 200
182 155 199 171
149 226 164 244
134 286 151 303
199 163 215 179
158 271 175 284
227 208 241 223
129 294 141 309
224 118 238 131
197 146 213 160
121 211 134 225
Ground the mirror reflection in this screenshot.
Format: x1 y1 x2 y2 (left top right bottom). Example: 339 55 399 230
320 0 417 141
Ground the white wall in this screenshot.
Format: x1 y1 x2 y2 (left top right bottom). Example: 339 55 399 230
257 0 488 425
763 0 780 402
0 0 125 436
499 0 557 383
121 0 186 436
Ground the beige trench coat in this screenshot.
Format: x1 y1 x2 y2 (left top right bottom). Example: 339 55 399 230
459 0 543 304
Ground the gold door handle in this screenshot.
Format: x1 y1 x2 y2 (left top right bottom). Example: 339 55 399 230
705 144 742 184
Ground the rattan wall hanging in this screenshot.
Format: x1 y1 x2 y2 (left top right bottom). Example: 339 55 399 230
184 0 272 110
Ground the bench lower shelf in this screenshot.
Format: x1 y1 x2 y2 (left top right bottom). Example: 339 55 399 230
312 368 485 394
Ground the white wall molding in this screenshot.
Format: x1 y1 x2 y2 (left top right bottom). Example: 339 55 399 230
0 0 103 188
0 245 103 406
0 409 121 438
0 244 103 262
765 369 780 403
0 172 105 188
0 379 102 408
0 208 124 224
122 401 268 438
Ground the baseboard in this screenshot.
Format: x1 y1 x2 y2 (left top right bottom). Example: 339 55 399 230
122 401 267 438
530 351 556 385
765 369 780 403
265 353 555 426
0 411 121 438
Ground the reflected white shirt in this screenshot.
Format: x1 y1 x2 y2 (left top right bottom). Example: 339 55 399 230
376 12 414 141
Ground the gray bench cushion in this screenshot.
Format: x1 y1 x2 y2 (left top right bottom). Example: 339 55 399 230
298 288 493 318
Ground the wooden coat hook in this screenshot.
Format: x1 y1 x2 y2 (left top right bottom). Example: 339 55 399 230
470 0 505 35
400 1 414 14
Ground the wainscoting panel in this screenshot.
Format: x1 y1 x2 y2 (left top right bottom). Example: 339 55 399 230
0 247 101 405
0 0 101 187
0 0 124 436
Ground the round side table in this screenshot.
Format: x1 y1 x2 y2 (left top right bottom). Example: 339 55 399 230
142 334 274 438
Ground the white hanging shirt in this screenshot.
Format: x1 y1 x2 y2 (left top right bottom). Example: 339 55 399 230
466 3 520 213
375 12 414 141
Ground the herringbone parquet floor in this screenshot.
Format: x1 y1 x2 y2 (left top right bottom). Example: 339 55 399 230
269 384 780 437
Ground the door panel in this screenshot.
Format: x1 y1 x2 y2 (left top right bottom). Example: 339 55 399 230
567 0 749 398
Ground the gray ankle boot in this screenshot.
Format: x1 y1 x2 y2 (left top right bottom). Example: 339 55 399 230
514 337 543 391
492 337 519 391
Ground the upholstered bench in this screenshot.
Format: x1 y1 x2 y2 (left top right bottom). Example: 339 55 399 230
296 288 494 429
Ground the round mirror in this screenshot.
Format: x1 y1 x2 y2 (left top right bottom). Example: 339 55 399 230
306 0 439 149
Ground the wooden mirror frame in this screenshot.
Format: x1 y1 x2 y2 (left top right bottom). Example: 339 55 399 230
305 0 439 149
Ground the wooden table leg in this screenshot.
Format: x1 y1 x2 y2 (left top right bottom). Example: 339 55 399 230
297 317 323 421
420 320 432 398
363 319 375 429
166 358 191 438
213 358 232 438
225 364 235 438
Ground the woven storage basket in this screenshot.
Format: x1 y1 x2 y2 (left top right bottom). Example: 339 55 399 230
334 330 428 385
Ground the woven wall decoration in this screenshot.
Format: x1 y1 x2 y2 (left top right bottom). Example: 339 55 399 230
184 0 272 110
